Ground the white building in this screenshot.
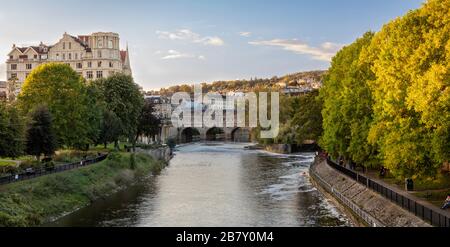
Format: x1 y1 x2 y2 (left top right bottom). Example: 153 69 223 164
6 32 131 98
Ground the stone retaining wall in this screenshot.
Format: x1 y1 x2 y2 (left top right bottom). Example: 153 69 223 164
135 147 172 162
310 158 430 227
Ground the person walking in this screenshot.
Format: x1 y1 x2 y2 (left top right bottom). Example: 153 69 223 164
442 194 450 210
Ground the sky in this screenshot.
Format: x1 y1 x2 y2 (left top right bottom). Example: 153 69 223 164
0 0 424 90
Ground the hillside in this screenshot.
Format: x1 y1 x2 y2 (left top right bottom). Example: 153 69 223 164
152 70 326 96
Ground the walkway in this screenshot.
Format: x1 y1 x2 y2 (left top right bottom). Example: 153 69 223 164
0 154 108 186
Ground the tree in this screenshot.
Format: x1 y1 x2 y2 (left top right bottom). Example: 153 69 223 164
291 91 323 145
364 0 450 178
97 109 121 148
319 32 376 166
136 101 161 144
0 103 24 158
6 105 25 159
96 73 144 149
17 63 92 148
25 106 57 161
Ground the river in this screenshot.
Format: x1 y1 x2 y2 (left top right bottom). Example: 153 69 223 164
50 142 351 227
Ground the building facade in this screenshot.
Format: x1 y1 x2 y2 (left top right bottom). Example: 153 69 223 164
6 32 131 97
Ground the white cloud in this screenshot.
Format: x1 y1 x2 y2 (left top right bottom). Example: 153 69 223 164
239 32 252 37
156 29 224 46
160 50 206 60
248 39 342 61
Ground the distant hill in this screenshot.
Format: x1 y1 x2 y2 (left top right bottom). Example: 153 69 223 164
149 70 326 96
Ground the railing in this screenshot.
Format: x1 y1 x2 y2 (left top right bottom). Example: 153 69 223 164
310 161 384 227
0 154 108 185
326 157 450 227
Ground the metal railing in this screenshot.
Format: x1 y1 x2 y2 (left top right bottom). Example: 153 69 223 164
310 162 384 227
0 154 108 185
326 157 450 227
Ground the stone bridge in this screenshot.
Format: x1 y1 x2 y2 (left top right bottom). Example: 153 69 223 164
162 126 252 143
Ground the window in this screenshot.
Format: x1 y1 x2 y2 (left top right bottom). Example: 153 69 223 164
109 62 113 68
86 71 93 79
76 63 82 69
63 42 65 49
108 40 113 49
11 64 17 70
62 54 66 60
75 53 78 60
56 54 60 60
9 55 13 60
34 55 38 59
26 64 32 70
10 73 17 79
98 50 102 58
98 61 102 68
69 42 72 49
68 53 72 60
87 61 92 68
98 39 103 48
96 71 103 79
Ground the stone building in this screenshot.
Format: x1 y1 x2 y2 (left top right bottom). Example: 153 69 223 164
5 32 131 97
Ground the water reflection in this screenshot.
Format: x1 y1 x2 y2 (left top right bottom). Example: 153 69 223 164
50 142 351 227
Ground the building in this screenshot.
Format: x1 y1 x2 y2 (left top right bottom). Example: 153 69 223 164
6 32 131 97
0 81 6 100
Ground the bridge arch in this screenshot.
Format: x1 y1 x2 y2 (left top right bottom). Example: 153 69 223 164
180 127 201 143
206 127 225 141
231 127 251 142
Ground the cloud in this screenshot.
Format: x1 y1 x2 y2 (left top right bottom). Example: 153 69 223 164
248 39 342 61
160 50 206 60
239 32 252 37
156 29 224 46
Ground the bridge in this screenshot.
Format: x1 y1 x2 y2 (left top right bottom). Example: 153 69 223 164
165 126 252 143
144 95 254 144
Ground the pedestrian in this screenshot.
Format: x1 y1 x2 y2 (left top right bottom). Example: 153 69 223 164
441 194 450 210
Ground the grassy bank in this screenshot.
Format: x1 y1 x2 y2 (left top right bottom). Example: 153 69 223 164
0 152 165 227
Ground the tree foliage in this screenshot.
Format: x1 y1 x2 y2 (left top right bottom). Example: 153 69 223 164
320 32 376 166
95 73 144 147
25 106 57 160
17 63 95 148
364 0 450 178
136 101 161 142
319 0 449 179
0 103 25 158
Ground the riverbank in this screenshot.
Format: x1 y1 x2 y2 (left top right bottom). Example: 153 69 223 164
310 157 430 227
0 152 167 227
264 143 320 154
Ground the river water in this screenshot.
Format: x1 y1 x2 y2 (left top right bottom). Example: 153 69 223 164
50 142 351 227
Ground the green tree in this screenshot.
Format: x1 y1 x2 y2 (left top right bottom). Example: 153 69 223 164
0 103 24 158
25 106 57 161
96 73 144 149
291 91 323 145
136 101 161 143
319 32 376 166
17 63 91 148
97 109 122 148
364 0 450 178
